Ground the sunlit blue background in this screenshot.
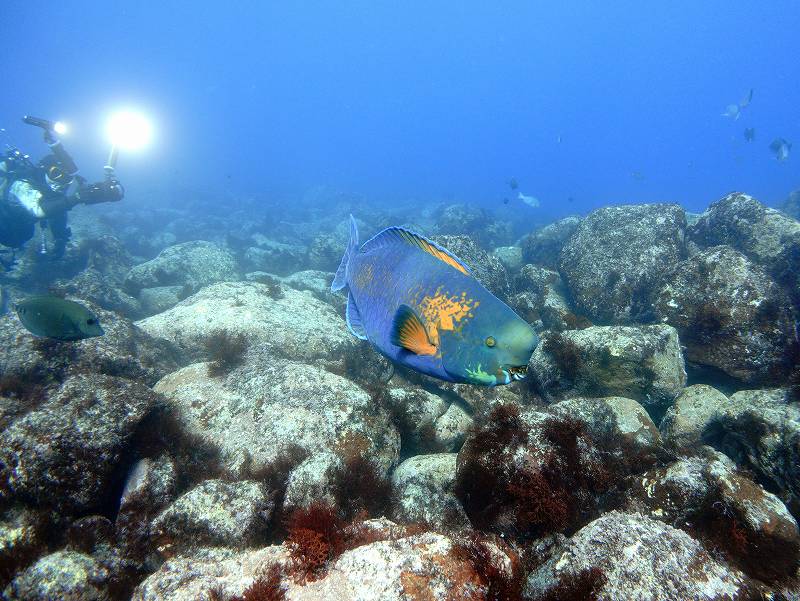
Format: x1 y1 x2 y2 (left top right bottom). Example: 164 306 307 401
2 1 798 223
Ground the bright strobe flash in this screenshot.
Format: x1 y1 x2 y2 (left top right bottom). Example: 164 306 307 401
53 121 67 136
106 110 153 150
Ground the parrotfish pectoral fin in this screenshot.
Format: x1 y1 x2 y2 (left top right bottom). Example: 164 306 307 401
359 226 472 276
331 215 359 292
346 292 368 340
390 304 437 356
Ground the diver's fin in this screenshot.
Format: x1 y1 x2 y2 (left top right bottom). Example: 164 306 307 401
360 226 471 276
331 215 359 292
390 304 437 356
346 292 368 340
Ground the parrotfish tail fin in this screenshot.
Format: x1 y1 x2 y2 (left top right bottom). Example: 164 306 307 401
331 215 359 292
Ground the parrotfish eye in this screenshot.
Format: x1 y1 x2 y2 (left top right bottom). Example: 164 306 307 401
87 318 96 325
485 336 496 348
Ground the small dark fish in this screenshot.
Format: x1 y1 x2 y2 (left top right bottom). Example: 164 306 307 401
567 196 575 203
14 296 104 341
502 197 509 205
744 128 755 142
508 178 519 191
769 138 792 162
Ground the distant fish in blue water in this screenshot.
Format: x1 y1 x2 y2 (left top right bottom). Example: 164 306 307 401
721 88 753 120
331 217 538 386
744 127 755 142
14 296 104 341
517 192 540 208
769 138 791 162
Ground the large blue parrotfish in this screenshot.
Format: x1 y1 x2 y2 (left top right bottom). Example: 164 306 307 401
331 217 539 386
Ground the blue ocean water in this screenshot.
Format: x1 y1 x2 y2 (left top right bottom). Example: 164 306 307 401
1 1 797 221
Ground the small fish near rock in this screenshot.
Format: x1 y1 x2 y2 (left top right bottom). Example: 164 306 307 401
14 296 104 341
331 216 538 386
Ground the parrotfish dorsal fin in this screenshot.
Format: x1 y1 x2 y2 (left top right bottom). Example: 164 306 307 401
390 304 437 356
359 227 471 276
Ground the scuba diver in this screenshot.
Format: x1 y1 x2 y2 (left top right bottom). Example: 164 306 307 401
0 116 124 268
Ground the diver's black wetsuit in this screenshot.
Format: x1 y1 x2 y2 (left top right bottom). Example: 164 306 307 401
0 145 123 263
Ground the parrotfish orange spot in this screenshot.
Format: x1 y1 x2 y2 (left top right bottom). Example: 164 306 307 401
417 291 478 345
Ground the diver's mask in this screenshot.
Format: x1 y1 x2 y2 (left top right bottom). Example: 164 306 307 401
41 158 74 193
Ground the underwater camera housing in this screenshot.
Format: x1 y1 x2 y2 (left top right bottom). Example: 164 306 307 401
22 115 78 175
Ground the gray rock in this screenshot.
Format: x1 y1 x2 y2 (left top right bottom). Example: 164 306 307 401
278 270 345 312
243 240 307 276
456 398 661 537
433 403 473 452
524 511 748 600
431 235 511 300
139 286 185 316
559 204 687 323
691 192 800 307
521 215 582 269
659 384 730 449
391 454 469 530
4 550 111 601
653 245 796 383
703 388 800 514
492 245 523 273
151 479 271 555
549 396 661 452
136 281 355 365
0 505 46 583
153 358 399 509
511 264 579 330
125 241 239 295
308 232 345 271
384 382 449 453
132 524 514 601
52 267 142 318
624 449 800 582
0 374 159 514
0 300 181 387
529 325 686 418
436 203 513 248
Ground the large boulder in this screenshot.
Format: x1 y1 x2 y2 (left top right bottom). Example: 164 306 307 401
653 245 796 383
624 449 800 583
3 550 111 601
431 235 511 300
0 374 159 514
524 511 748 600
390 454 469 530
455 399 661 538
521 215 582 269
153 356 399 509
125 240 239 295
529 325 686 418
659 384 730 449
689 192 800 302
132 524 517 601
150 479 272 556
510 264 579 330
702 388 800 515
558 204 686 323
136 281 355 365
242 240 307 276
